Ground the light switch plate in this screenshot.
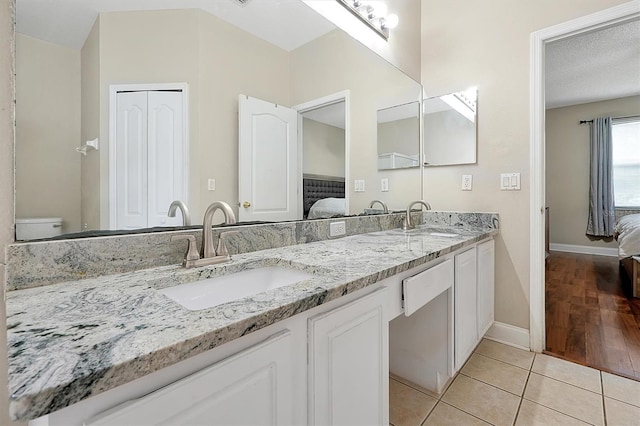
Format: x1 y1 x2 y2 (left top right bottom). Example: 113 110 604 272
500 173 521 190
207 179 216 191
354 179 365 192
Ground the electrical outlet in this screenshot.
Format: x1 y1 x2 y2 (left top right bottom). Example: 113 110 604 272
462 175 473 191
207 179 216 191
354 180 365 192
329 221 346 237
381 178 389 192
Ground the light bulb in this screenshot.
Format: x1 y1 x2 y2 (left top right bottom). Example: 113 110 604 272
371 1 388 16
383 13 399 29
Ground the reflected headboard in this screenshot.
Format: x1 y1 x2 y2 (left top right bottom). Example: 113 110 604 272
303 174 346 218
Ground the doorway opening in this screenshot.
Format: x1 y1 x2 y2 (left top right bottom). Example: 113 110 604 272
529 2 640 354
294 91 351 218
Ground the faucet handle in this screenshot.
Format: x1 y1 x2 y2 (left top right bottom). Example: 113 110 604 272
171 234 200 262
216 231 239 257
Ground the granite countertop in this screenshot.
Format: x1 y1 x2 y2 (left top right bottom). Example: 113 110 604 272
6 223 498 421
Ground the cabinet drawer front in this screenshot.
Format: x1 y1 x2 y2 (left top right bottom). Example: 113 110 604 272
403 259 454 316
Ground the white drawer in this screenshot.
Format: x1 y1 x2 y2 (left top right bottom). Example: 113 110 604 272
402 258 454 316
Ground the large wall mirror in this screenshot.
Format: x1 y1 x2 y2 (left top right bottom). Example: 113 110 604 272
423 88 478 166
14 0 422 241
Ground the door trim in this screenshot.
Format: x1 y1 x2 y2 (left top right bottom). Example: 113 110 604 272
529 1 640 352
293 90 351 216
108 83 189 230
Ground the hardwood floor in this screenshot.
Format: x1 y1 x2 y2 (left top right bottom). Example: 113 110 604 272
545 251 640 380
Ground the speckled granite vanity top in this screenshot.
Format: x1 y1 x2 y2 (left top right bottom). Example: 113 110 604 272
6 218 498 420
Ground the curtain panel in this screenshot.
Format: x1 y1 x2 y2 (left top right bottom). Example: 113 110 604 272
586 117 615 237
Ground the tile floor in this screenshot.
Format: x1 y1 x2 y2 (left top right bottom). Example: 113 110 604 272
390 339 640 426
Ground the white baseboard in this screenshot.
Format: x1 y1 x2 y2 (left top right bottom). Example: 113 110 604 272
484 322 530 351
549 243 618 257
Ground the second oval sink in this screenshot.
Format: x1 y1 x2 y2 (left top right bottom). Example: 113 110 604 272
159 266 315 311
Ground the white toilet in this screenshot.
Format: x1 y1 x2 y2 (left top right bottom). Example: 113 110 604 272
15 218 63 240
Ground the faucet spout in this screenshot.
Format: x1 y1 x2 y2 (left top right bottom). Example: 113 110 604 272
368 200 389 213
167 200 191 226
403 200 431 231
202 201 237 258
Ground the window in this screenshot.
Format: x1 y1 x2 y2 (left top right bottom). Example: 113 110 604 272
612 118 640 208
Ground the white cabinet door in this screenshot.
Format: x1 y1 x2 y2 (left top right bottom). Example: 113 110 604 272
308 288 389 425
85 330 294 426
477 239 495 338
455 247 478 371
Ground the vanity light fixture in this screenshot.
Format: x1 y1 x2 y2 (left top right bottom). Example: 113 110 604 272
336 0 399 40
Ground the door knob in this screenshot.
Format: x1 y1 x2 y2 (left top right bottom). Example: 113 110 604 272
243 201 251 208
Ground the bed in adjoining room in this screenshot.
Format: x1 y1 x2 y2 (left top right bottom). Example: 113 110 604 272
615 213 640 297
302 174 346 219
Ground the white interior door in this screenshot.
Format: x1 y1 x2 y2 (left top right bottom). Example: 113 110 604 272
115 91 148 230
147 91 186 227
113 88 187 230
239 95 299 222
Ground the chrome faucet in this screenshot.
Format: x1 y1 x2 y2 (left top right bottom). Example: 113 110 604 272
368 200 389 213
167 200 191 226
171 201 237 268
403 200 431 231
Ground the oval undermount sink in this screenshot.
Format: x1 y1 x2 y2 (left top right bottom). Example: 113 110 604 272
159 266 315 311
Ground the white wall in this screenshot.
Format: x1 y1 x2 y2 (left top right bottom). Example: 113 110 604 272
421 0 632 330
303 118 345 178
81 19 101 231
546 95 640 248
1 1 27 425
423 109 475 165
378 117 420 156
15 34 81 234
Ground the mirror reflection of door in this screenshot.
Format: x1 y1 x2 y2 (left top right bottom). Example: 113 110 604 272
111 87 188 230
238 95 299 223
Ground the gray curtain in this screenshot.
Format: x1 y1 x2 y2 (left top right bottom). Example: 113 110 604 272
586 117 615 237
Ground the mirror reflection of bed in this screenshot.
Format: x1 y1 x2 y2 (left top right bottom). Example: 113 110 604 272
303 176 346 219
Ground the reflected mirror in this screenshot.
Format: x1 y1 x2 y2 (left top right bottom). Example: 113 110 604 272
423 88 477 166
377 101 420 170
14 0 422 241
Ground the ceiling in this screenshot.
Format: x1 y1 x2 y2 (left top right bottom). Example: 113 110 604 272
16 0 335 51
545 18 640 109
302 101 346 129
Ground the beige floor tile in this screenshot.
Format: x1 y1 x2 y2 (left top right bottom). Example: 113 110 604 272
515 399 590 425
602 372 640 408
532 354 601 393
604 397 640 426
424 402 490 426
461 353 529 396
523 373 604 426
441 375 520 426
474 339 535 370
390 373 448 400
389 378 437 426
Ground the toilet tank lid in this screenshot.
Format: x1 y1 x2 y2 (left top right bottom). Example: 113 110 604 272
16 218 62 224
